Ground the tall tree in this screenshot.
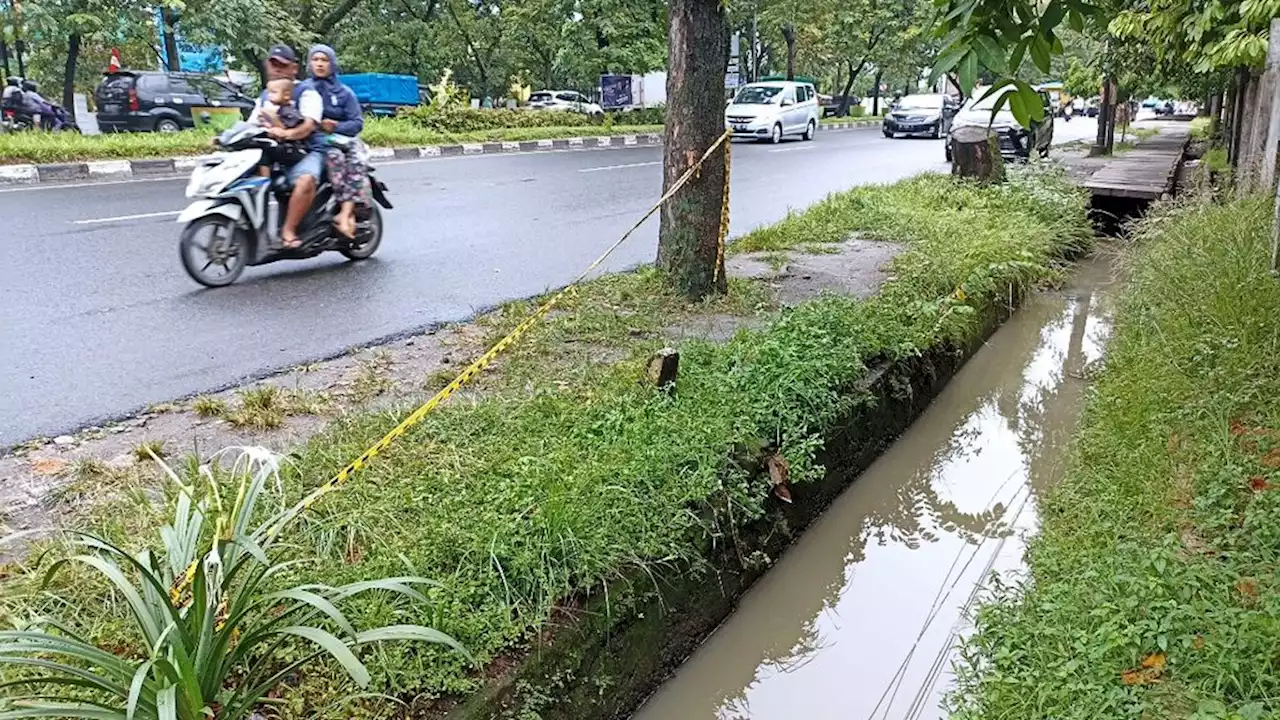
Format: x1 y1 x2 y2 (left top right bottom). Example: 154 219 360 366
657 0 728 299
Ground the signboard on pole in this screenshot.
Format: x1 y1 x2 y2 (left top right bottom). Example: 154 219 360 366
600 74 634 110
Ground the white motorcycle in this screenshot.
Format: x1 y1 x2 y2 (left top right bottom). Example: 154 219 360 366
177 122 393 287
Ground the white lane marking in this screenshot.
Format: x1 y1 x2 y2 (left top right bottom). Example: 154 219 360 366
768 144 816 153
0 175 181 194
579 160 661 173
72 210 182 225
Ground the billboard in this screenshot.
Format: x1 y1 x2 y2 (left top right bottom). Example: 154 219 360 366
154 9 224 73
600 75 633 110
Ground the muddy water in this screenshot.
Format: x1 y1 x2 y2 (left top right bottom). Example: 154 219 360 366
633 255 1119 720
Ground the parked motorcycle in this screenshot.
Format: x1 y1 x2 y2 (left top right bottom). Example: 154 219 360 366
177 122 392 288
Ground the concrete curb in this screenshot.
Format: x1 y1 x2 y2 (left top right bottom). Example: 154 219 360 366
0 124 876 188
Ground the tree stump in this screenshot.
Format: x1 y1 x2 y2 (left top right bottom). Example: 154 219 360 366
950 125 1006 184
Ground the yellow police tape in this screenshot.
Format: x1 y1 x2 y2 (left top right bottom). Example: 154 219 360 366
169 129 735 605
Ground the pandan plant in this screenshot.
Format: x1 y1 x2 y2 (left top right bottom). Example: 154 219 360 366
0 447 465 719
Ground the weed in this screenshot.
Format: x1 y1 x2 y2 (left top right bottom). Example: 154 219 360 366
350 350 396 402
949 197 1280 718
132 440 166 462
225 385 327 429
192 394 227 418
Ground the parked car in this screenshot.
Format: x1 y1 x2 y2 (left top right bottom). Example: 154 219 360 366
882 93 959 139
527 90 603 116
95 70 254 133
819 93 860 117
945 86 1055 162
724 80 820 143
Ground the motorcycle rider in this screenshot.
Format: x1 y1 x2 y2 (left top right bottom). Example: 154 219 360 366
20 80 66 130
248 44 324 249
1 77 23 114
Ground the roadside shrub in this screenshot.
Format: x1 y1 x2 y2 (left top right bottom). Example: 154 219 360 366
609 105 665 126
850 105 866 117
401 104 594 132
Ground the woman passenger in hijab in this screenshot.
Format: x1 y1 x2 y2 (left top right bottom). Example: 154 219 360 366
302 44 367 239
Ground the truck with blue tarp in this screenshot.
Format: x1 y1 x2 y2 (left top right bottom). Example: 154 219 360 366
341 73 428 116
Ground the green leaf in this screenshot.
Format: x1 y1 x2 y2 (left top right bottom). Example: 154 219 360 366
1030 35 1053 74
1040 0 1065 31
973 35 1007 73
1017 81 1046 123
1010 38 1030 73
959 52 979 95
264 589 358 640
354 624 470 660
157 686 178 720
1068 9 1085 32
0 656 128 699
275 626 371 688
0 703 127 720
934 41 970 77
1007 87 1035 130
126 661 155 720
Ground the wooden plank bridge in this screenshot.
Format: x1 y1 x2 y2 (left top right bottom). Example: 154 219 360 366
1083 125 1192 200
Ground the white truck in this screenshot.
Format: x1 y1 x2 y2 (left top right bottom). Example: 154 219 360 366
599 72 666 111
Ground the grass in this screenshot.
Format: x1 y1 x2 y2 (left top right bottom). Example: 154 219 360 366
224 384 328 430
192 394 227 418
1191 115 1213 141
131 439 166 462
1205 147 1231 174
1 166 1092 716
0 116 663 165
949 196 1280 719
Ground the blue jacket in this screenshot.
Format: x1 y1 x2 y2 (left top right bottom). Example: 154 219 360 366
298 44 363 140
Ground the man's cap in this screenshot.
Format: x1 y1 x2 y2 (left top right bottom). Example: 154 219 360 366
267 45 297 64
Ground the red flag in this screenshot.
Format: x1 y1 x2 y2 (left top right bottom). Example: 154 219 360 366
108 48 121 72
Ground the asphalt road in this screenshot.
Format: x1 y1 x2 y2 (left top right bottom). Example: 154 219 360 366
0 119 1096 447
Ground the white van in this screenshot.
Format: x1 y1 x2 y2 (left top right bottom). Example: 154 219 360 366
725 81 820 143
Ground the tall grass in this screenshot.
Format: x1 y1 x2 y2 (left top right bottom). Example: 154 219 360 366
2 168 1091 715
949 197 1280 718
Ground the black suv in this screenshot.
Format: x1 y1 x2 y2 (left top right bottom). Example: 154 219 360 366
94 71 255 133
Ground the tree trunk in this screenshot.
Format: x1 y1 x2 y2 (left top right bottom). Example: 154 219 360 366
782 24 795 80
657 0 728 300
1209 91 1223 141
837 61 860 116
62 32 80 112
871 68 882 115
1231 67 1250 166
160 7 181 72
0 39 9 78
950 125 1005 184
1093 75 1113 155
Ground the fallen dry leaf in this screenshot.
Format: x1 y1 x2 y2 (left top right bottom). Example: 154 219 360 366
1263 449 1280 469
1236 578 1259 598
765 454 792 504
1250 475 1271 492
1121 653 1166 685
1192 635 1205 650
1231 419 1248 437
29 457 69 476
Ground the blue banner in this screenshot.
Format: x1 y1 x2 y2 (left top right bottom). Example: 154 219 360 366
154 8 224 72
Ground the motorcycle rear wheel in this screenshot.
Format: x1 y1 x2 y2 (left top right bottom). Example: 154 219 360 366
180 216 248 287
340 204 383 261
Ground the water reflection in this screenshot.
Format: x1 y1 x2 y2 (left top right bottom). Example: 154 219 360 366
633 256 1117 720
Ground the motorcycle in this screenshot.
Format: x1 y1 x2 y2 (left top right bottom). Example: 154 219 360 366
177 122 392 287
1 104 79 132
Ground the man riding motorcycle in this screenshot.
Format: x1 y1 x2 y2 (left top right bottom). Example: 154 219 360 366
247 45 325 249
20 80 68 130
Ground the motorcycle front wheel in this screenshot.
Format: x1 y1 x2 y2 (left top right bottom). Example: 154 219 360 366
340 204 382 261
180 216 249 287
